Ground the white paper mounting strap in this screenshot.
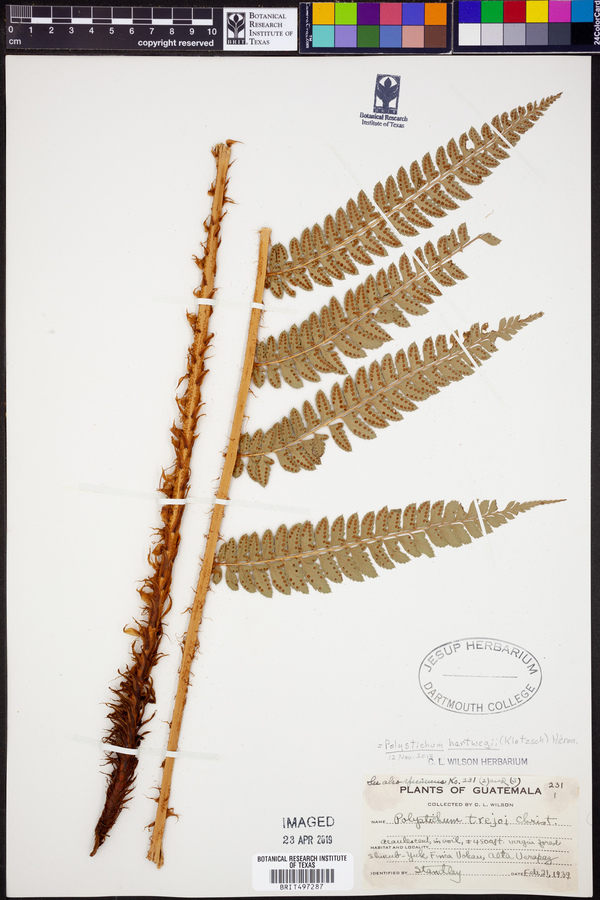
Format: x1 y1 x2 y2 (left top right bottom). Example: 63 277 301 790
73 733 219 761
105 742 138 757
74 483 200 504
203 495 313 514
74 484 309 514
215 495 311 514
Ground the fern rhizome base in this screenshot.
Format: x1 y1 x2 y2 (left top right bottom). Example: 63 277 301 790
92 93 563 866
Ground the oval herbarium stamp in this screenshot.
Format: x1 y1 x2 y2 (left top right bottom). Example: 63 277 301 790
418 637 542 715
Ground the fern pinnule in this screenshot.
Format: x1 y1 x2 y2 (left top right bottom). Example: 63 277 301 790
266 94 561 298
254 226 500 389
92 141 235 857
212 499 563 596
236 313 542 486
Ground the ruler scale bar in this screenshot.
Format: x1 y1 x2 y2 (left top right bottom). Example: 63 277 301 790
6 5 299 50
9 6 214 24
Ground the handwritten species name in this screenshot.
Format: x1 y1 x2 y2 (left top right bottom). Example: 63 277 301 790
392 811 557 829
379 733 577 753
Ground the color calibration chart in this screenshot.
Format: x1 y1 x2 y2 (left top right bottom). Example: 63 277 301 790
301 2 450 51
456 0 599 48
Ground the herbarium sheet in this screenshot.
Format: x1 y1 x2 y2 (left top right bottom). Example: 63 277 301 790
6 54 591 896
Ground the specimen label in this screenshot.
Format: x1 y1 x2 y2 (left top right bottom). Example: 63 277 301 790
363 775 578 892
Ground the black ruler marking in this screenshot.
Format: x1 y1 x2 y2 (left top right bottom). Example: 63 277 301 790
7 5 222 49
9 7 215 24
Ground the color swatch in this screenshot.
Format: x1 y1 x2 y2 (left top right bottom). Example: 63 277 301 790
456 0 598 46
302 3 450 51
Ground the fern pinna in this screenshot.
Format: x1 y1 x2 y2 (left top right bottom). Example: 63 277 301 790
253 225 500 390
266 94 561 297
140 95 562 866
213 500 561 597
236 314 541 487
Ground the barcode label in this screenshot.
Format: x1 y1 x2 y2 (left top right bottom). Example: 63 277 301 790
254 854 353 891
270 868 334 884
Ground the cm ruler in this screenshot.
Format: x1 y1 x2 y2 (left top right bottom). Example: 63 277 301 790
6 6 298 50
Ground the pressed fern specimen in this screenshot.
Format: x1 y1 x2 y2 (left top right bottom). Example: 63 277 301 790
91 141 235 855
140 93 561 867
86 92 561 864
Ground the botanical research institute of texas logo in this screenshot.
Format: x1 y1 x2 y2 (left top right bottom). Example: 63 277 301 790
227 12 246 44
374 74 400 113
360 74 408 129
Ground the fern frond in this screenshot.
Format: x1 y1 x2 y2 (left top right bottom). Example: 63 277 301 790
212 499 562 596
266 95 561 298
236 313 542 486
254 227 500 389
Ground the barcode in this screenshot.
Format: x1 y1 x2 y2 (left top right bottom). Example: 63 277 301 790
269 868 335 884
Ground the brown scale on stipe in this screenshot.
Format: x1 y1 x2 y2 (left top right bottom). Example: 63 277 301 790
91 141 235 857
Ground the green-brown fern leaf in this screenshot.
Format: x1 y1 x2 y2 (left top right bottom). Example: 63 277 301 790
236 313 542 486
266 94 561 298
254 227 500 389
212 499 562 596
